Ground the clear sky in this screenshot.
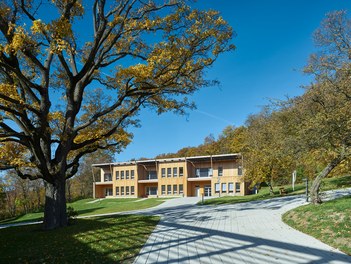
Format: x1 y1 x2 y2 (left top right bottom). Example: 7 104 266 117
116 0 351 162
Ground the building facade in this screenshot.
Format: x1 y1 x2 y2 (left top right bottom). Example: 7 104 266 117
93 153 249 198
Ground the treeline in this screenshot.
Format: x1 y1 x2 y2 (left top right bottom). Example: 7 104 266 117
157 11 351 204
0 150 113 220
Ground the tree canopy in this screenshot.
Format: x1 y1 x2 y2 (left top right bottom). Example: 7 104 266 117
0 0 234 229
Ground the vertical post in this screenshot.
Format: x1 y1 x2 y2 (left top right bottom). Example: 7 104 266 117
202 193 204 204
306 178 309 202
92 167 96 199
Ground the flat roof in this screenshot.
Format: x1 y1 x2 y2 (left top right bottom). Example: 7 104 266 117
92 153 241 168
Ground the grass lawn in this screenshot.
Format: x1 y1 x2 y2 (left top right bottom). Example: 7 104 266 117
282 196 351 255
0 198 168 225
201 175 351 206
0 214 159 263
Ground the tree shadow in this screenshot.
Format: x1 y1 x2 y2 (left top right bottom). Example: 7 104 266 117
0 214 159 264
134 196 351 264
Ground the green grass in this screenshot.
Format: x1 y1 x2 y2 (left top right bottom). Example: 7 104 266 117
0 198 167 225
0 214 160 263
283 196 351 255
201 175 351 206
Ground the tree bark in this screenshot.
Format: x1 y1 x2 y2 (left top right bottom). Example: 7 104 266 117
43 177 67 230
310 155 344 204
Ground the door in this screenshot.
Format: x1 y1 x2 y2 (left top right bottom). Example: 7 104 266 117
204 185 211 197
195 186 200 197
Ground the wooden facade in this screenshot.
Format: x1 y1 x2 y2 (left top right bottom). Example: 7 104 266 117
93 154 249 198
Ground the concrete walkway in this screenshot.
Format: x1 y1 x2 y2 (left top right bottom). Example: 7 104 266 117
134 192 351 264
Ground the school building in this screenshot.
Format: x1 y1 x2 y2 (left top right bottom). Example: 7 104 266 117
92 153 249 198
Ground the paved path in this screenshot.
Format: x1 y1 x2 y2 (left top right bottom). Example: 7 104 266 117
134 191 351 264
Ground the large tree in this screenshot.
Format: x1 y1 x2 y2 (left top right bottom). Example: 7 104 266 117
0 0 234 229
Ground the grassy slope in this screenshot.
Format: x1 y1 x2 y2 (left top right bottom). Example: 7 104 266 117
283 196 351 255
0 198 167 224
0 214 160 263
201 175 351 205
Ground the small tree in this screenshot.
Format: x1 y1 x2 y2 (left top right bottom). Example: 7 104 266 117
0 0 234 229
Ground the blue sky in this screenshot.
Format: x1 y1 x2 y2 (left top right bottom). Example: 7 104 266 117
116 0 351 161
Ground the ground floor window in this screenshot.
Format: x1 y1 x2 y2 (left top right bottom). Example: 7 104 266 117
173 184 177 194
146 186 157 195
121 186 125 195
161 185 165 195
167 185 171 195
131 186 135 195
126 186 130 195
228 183 234 193
105 188 112 196
215 183 220 193
235 182 241 193
116 187 119 196
179 184 184 194
222 183 227 193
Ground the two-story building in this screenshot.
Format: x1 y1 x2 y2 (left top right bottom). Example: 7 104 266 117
92 153 249 198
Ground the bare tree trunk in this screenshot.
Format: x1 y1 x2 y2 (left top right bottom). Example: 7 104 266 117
310 156 344 204
43 177 67 230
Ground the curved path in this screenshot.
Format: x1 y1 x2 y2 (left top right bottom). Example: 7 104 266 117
134 192 351 264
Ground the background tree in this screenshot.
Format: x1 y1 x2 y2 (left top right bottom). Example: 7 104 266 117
300 10 351 203
0 0 234 229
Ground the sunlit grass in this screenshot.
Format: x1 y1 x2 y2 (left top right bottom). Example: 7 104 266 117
0 198 167 225
0 214 160 263
283 196 351 255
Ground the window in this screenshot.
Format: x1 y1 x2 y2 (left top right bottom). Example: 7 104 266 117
104 173 112 181
173 184 177 194
161 185 166 195
126 170 129 179
131 170 135 179
131 186 135 195
167 168 172 177
121 171 125 179
229 183 234 193
121 186 125 195
115 171 119 180
148 171 157 180
215 183 220 193
218 167 223 176
167 185 171 195
161 168 166 178
105 188 112 196
126 186 130 195
173 167 177 177
238 166 243 176
179 184 184 194
222 183 227 192
146 187 157 195
235 183 241 193
116 187 119 195
179 167 184 177
195 168 212 177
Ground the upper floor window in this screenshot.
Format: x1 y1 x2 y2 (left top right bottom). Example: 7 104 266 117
161 168 166 178
179 167 184 177
126 170 129 179
131 170 135 179
121 171 125 179
148 171 157 180
238 166 243 176
115 171 119 180
167 168 172 177
218 167 223 177
104 173 112 182
173 167 177 177
195 168 212 178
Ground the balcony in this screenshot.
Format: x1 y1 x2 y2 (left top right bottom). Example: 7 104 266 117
138 171 158 183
